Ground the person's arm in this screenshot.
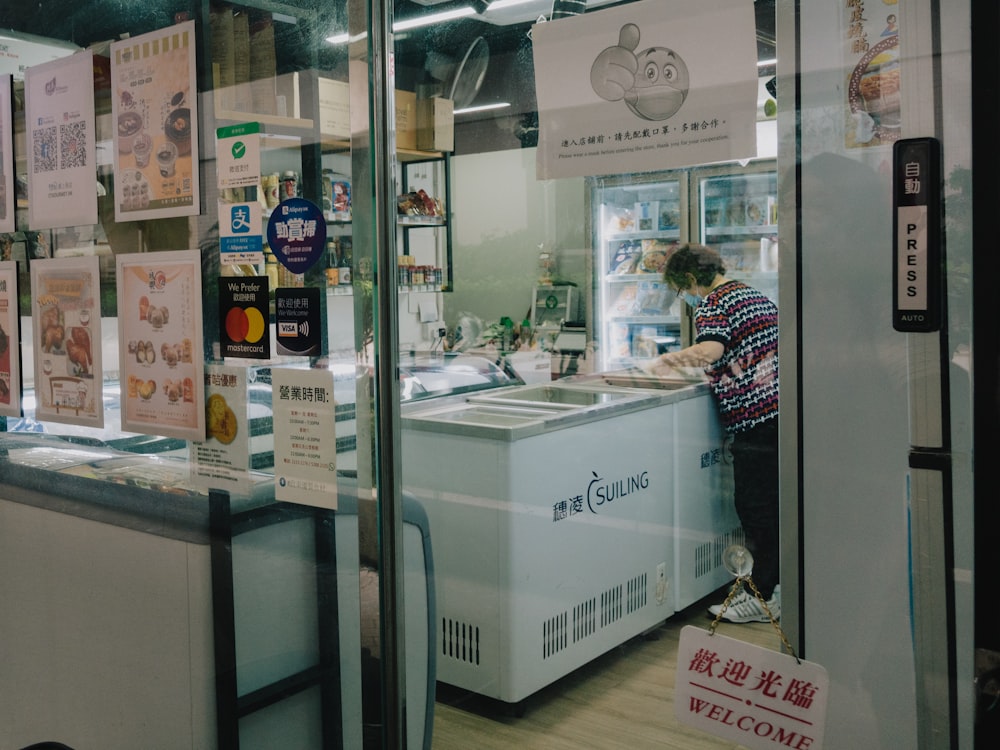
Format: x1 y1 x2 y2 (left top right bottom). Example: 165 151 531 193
651 340 725 370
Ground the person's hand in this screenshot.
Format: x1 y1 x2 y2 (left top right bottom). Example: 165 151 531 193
641 354 674 376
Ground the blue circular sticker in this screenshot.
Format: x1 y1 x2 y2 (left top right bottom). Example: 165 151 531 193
266 197 327 274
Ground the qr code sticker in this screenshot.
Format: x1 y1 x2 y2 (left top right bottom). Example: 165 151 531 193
32 126 57 173
60 121 88 170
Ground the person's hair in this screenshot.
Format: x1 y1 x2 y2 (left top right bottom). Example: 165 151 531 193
662 243 726 290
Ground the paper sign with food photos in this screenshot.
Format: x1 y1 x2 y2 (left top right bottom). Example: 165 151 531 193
844 3 901 148
532 0 758 179
116 249 205 441
0 261 21 417
191 363 252 493
111 20 200 222
30 256 103 427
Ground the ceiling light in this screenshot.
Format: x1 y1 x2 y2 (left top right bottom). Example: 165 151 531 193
454 102 511 115
326 6 478 44
395 7 477 31
486 0 538 9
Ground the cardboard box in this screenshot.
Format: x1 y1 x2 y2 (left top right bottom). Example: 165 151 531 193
395 90 417 150
274 71 301 119
416 97 454 152
318 78 417 149
318 77 351 139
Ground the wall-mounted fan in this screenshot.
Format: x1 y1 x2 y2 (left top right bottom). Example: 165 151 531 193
423 36 490 109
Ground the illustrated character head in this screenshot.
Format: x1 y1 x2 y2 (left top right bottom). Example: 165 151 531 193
591 23 690 121
627 44 689 120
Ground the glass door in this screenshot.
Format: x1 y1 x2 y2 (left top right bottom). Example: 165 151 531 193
589 172 688 371
693 164 778 304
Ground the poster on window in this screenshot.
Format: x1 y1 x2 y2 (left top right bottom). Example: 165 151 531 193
111 20 200 222
30 256 103 427
24 51 98 230
0 261 21 417
844 0 901 148
116 249 205 441
532 0 759 180
191 363 253 494
0 74 14 233
272 366 338 510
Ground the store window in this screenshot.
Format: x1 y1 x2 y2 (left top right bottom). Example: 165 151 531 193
0 1 786 748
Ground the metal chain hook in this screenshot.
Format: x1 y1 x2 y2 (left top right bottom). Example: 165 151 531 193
707 574 800 663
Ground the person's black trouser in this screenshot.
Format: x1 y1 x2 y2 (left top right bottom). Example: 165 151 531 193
730 418 780 600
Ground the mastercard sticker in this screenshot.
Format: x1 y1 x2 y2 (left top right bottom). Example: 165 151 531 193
218 276 270 359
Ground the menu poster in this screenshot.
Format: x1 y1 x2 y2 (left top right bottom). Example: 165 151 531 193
191 364 253 494
844 0 901 148
111 20 200 222
30 256 103 427
0 261 22 417
532 0 758 179
272 366 338 510
24 51 98 230
117 249 205 441
0 74 13 232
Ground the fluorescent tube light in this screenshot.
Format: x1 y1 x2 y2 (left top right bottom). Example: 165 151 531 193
454 102 511 115
326 6 477 43
486 0 537 9
395 6 477 30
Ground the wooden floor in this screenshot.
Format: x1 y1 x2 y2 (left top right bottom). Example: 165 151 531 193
430 588 781 749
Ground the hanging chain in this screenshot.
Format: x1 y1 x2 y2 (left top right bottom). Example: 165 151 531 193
707 575 800 663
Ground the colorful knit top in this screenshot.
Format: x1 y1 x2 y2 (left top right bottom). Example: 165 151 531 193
693 280 779 434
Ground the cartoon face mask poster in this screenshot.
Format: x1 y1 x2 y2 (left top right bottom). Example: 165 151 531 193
532 0 758 179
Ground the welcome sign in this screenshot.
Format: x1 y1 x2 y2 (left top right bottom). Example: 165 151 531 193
675 625 829 749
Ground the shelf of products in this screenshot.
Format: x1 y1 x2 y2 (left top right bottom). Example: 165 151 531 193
589 162 778 368
590 173 686 370
398 155 452 292
696 168 778 304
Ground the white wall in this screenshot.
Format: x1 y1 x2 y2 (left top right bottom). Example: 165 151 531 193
445 148 587 337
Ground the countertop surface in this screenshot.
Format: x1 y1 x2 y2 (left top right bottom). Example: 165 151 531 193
401 373 711 441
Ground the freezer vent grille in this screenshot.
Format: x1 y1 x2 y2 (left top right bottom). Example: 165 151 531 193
601 584 623 627
572 598 597 643
695 541 713 579
543 611 568 658
441 618 480 665
705 526 746 578
626 573 647 613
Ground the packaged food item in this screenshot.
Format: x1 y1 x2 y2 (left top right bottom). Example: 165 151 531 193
609 240 641 274
281 170 299 199
605 207 635 233
634 201 660 231
612 284 639 315
635 280 672 314
639 239 673 273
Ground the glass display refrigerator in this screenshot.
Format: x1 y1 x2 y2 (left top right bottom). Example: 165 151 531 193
587 172 688 371
692 163 779 306
588 162 778 368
